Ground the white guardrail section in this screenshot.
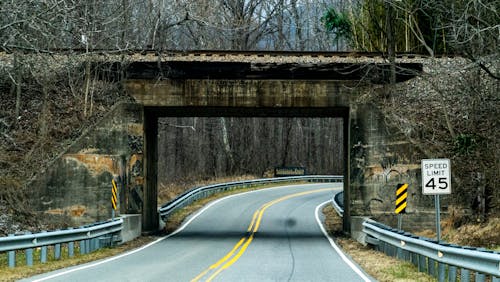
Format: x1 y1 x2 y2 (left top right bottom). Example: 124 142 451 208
0 218 122 268
330 190 500 282
159 175 343 220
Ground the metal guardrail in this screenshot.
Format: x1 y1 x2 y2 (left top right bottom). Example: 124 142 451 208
0 218 123 268
331 191 344 216
329 192 500 281
159 175 343 220
363 221 500 281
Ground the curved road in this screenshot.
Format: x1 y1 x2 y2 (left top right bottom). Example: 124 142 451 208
24 183 373 282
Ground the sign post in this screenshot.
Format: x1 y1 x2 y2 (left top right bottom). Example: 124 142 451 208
421 159 451 242
111 179 118 219
395 183 408 230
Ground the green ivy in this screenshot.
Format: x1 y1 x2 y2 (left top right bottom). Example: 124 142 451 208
321 7 352 40
454 134 479 154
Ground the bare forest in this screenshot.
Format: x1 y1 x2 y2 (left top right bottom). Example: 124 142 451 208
158 117 344 182
0 0 498 235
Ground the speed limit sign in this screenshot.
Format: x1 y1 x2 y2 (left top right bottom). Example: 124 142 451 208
421 159 451 195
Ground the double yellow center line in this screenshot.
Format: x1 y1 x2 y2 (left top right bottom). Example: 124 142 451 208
191 187 332 282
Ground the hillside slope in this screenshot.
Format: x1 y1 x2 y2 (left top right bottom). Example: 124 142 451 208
0 54 130 235
379 56 499 222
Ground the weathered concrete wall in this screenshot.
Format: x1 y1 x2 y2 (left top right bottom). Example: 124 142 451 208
31 103 144 226
29 65 435 233
349 103 435 231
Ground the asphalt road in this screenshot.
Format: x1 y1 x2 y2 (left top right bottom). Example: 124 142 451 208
23 183 373 282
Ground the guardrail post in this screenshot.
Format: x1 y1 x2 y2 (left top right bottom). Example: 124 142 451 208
68 241 74 257
40 231 47 263
41 245 47 263
26 248 34 266
113 234 121 246
7 234 15 268
382 242 388 255
25 232 33 266
86 239 91 253
460 268 470 282
437 262 445 282
410 252 418 267
402 249 410 261
475 272 486 282
104 235 114 247
418 255 426 272
428 258 436 277
55 243 61 260
93 238 99 251
65 227 74 257
397 247 403 259
80 240 86 255
448 265 457 281
391 244 397 257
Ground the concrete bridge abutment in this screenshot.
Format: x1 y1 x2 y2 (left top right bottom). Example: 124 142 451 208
30 56 434 235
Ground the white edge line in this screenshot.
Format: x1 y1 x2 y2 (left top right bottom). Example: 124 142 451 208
315 200 372 282
31 183 317 282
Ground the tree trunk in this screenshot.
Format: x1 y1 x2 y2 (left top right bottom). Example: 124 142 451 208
281 119 294 167
83 59 91 117
220 117 234 173
39 83 50 140
12 53 22 128
385 2 396 86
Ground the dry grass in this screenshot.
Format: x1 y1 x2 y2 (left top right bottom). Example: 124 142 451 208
337 238 435 282
322 205 436 282
412 208 500 250
444 217 500 249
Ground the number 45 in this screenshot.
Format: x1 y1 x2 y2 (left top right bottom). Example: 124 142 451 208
425 178 448 189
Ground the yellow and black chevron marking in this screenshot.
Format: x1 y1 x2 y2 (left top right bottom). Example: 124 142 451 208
111 179 118 211
395 183 408 214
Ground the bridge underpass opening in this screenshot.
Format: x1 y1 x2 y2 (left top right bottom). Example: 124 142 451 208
143 107 349 233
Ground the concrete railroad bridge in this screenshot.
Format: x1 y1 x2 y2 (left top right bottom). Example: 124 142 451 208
30 50 435 235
